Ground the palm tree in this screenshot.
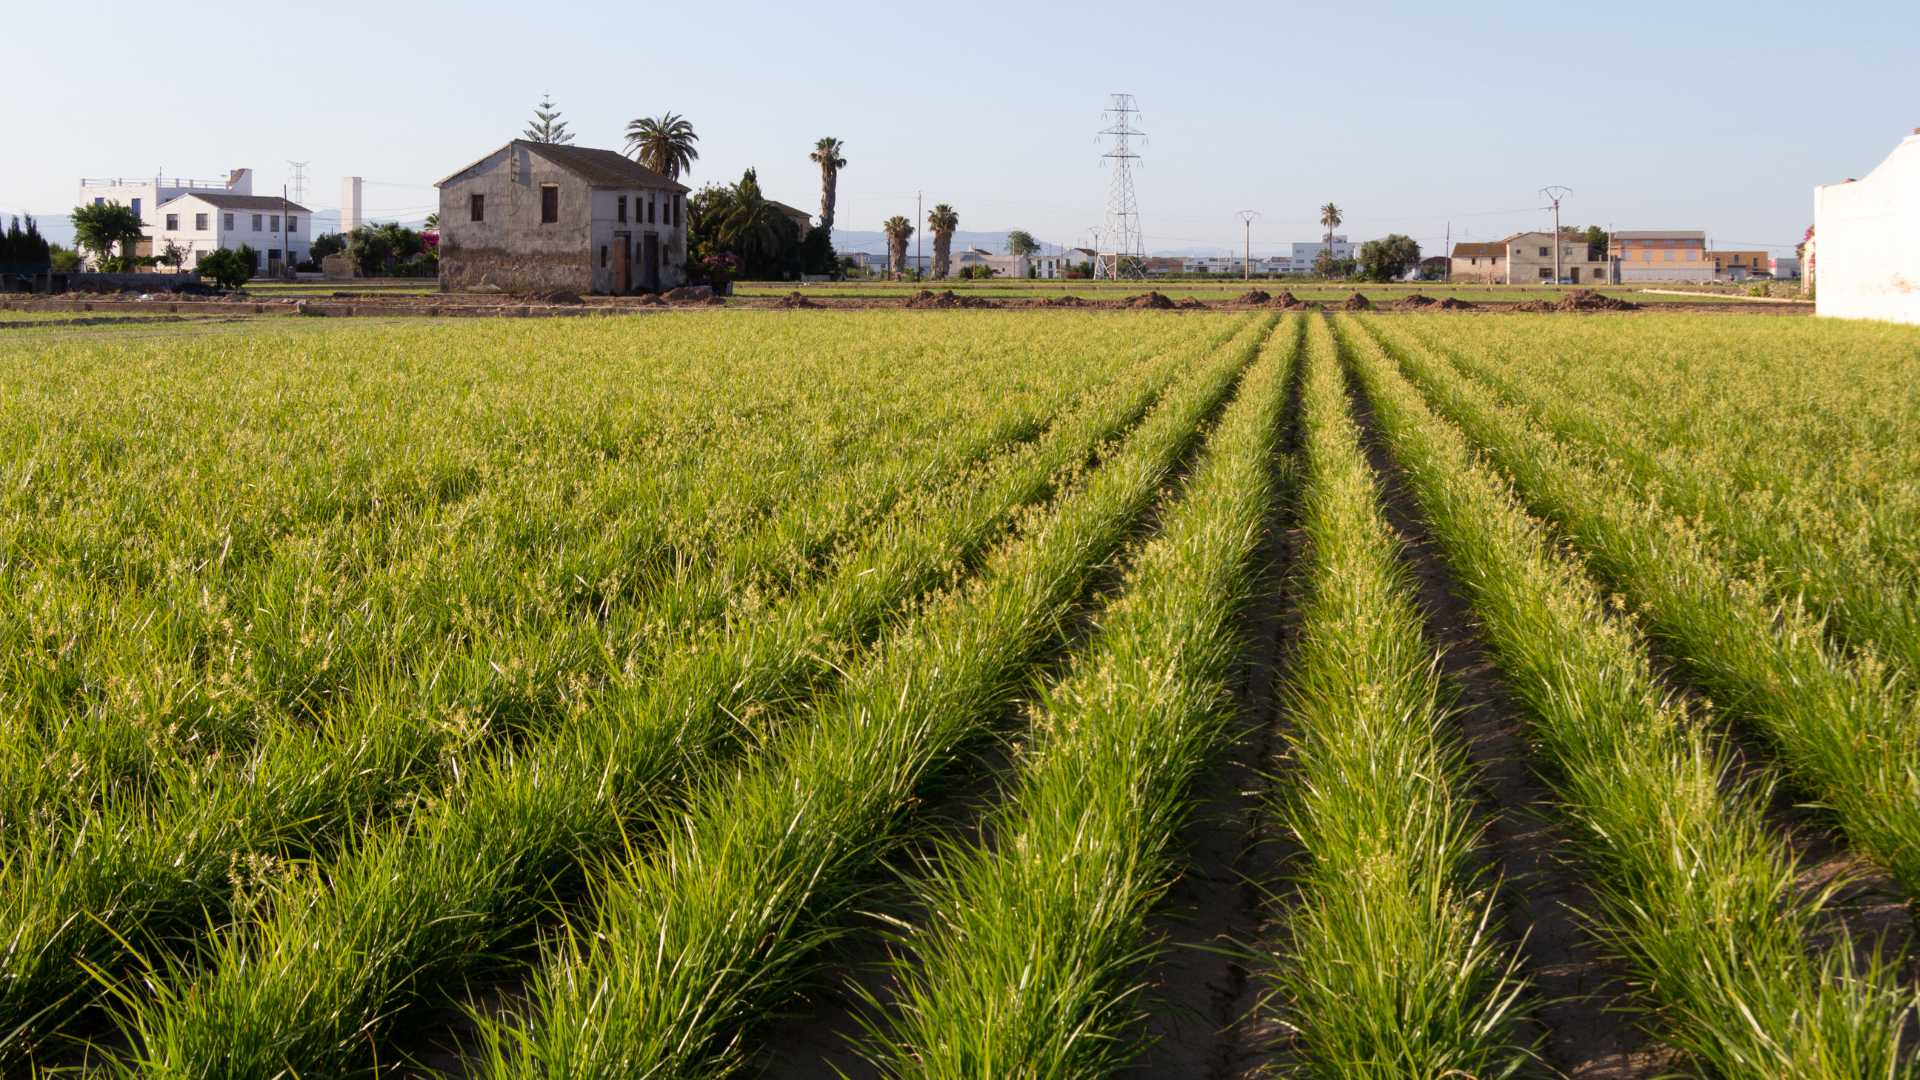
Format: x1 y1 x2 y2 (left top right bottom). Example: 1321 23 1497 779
927 204 958 278
715 169 789 269
625 113 699 180
1318 202 1343 256
810 137 847 235
523 94 573 145
882 215 915 279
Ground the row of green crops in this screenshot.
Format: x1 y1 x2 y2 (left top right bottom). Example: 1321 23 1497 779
4 307 1917 1076
869 316 1297 1077
1341 315 1916 1077
1360 316 1920 903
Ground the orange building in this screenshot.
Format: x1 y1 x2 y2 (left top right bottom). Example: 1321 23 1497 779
1609 230 1713 282
1709 250 1771 279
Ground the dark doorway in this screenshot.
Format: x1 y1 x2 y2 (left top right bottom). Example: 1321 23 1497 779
614 231 632 293
643 233 661 292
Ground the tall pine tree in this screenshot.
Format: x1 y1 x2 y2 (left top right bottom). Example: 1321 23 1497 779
523 93 574 145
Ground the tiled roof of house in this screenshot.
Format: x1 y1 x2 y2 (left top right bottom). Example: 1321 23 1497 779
437 141 689 193
157 192 311 212
1451 242 1505 258
1611 230 1705 240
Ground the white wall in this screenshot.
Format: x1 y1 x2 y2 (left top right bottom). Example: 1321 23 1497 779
1815 133 1920 325
151 194 310 269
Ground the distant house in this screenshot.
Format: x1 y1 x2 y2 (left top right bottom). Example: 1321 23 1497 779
952 247 1028 277
1814 129 1920 324
151 192 311 275
76 168 252 265
1505 231 1612 285
435 140 690 294
1449 241 1506 283
766 200 815 240
1770 254 1802 280
1140 256 1185 277
1610 230 1713 283
1710 249 1771 281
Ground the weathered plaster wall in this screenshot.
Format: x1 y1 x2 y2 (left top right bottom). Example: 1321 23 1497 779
438 145 592 293
1816 133 1920 325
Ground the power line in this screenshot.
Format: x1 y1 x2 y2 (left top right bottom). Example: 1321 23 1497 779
286 160 310 206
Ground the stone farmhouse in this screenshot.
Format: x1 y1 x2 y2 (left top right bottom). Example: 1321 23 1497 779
1448 241 1506 283
436 141 689 294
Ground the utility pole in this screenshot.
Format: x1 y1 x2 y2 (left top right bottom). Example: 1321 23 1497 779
281 184 291 279
1540 185 1572 286
1236 210 1259 281
1098 93 1146 279
1443 221 1450 283
916 189 922 281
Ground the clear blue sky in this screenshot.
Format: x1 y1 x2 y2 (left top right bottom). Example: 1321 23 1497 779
4 0 1913 256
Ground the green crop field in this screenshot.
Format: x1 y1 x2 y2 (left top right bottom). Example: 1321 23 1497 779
732 278 1787 304
1 308 1915 1077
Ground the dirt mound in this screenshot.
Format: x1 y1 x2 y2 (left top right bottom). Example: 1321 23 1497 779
526 290 584 305
629 293 666 306
1039 295 1088 307
1234 289 1272 305
1341 292 1374 311
664 285 715 304
1177 297 1209 310
775 291 819 309
1122 291 1178 310
906 289 1000 310
1556 289 1639 312
1437 297 1477 310
1269 290 1304 308
1393 294 1440 310
1510 300 1555 313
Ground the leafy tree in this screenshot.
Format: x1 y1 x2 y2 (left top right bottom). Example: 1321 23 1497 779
524 93 573 145
1357 233 1421 282
157 239 188 269
70 201 145 267
882 215 915 278
1312 249 1340 279
49 244 81 272
810 137 846 235
1004 229 1038 257
1582 224 1612 261
1 215 51 268
1318 202 1343 253
196 247 253 289
310 232 346 263
625 113 699 180
688 169 823 281
927 204 959 278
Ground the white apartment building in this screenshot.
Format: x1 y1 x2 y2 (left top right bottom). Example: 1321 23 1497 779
1288 236 1359 272
76 168 252 263
151 193 312 275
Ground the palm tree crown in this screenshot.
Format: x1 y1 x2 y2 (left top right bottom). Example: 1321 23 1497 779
626 113 700 180
882 214 915 278
927 204 959 278
810 137 847 233
1319 202 1343 244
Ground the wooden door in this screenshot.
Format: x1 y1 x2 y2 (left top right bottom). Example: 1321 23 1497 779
614 231 632 293
643 233 661 292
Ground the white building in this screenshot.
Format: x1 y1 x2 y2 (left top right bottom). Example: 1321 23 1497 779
1184 256 1246 275
1770 254 1801 280
1288 236 1359 273
75 168 252 264
952 247 1028 278
1814 129 1920 324
151 193 312 275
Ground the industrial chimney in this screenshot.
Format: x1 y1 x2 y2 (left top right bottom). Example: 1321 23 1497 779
341 176 363 234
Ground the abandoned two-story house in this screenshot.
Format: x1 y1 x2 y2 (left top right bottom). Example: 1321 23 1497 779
436 140 690 294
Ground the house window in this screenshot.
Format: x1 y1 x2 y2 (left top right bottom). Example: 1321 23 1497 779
1538 267 1552 279
541 184 559 223
289 216 298 232
271 216 280 232
224 213 234 230
648 197 656 225
131 197 142 222
194 213 207 230
617 195 626 223
672 196 680 228
600 244 608 268
94 197 105 207
1664 249 1674 261
1538 246 1549 257
470 193 484 222
252 214 263 231
165 213 179 230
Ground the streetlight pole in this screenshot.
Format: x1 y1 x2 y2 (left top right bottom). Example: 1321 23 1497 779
1540 185 1571 286
1236 210 1260 281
